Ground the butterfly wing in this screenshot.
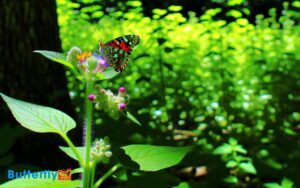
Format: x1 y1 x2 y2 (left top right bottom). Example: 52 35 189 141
102 35 140 72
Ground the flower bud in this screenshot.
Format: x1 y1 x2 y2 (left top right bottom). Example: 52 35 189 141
104 151 112 158
100 89 106 94
95 87 129 118
118 87 126 97
95 103 101 110
119 87 126 93
118 103 126 111
67 47 82 64
91 138 112 163
88 94 97 101
87 56 98 72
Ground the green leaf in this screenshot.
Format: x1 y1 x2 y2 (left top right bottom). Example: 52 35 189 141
112 169 128 181
0 93 75 134
168 5 182 12
236 18 249 26
173 182 190 188
283 128 296 136
81 5 101 13
121 145 192 171
96 68 119 80
126 111 142 126
223 175 238 184
281 178 294 188
239 162 257 174
265 159 283 170
213 144 232 155
226 10 242 18
72 168 83 174
34 50 74 69
292 1 300 8
59 146 85 161
91 11 104 18
264 183 281 188
126 1 142 7
258 149 269 158
228 0 244 6
226 160 238 168
152 9 167 16
228 137 238 145
233 145 247 154
0 178 80 188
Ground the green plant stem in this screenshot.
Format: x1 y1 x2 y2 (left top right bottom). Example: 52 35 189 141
90 162 96 187
83 78 94 188
60 133 84 166
94 163 122 188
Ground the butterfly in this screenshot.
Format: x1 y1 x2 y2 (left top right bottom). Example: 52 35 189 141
57 168 72 180
98 35 140 72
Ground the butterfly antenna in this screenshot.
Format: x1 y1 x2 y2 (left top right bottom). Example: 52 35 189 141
99 42 105 52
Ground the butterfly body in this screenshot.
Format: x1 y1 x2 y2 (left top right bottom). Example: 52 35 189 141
100 35 140 72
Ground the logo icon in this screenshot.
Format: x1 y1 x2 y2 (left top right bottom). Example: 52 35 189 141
57 168 72 180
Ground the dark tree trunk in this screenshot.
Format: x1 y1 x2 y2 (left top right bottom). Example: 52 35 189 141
0 0 79 176
0 1 72 109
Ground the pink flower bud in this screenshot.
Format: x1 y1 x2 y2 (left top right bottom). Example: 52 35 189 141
88 94 97 101
120 87 126 93
118 103 126 111
118 87 126 97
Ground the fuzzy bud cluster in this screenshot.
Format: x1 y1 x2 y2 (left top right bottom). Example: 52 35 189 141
91 86 128 119
67 47 82 64
91 137 112 164
67 47 109 75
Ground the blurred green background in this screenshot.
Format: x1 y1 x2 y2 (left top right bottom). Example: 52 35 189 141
1 0 300 187
57 0 300 187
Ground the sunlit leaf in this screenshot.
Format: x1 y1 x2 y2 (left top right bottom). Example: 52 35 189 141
34 50 74 69
264 183 281 188
226 10 242 18
173 182 190 188
223 175 238 184
96 68 119 80
81 5 101 13
72 168 83 174
152 9 167 16
281 178 294 188
233 145 247 154
292 1 300 8
126 1 142 7
213 144 232 155
59 146 85 161
226 160 238 168
121 145 192 171
228 137 238 145
239 162 257 174
228 0 245 6
168 5 182 12
0 93 75 134
91 11 104 18
265 159 283 170
236 18 249 26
